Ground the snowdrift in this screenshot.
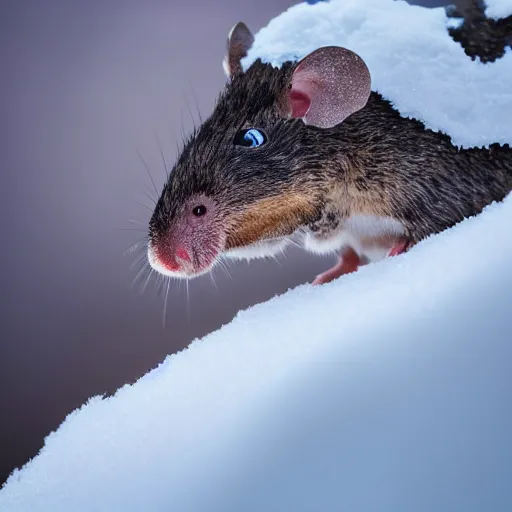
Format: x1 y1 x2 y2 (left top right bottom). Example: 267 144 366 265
1 0 511 510
486 0 512 19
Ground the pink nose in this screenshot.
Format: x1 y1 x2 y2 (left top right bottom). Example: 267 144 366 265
155 246 192 272
176 247 191 263
155 247 181 272
160 257 181 272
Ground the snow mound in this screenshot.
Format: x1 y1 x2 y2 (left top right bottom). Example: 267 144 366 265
1 1 512 510
2 193 512 512
243 0 512 149
485 0 512 19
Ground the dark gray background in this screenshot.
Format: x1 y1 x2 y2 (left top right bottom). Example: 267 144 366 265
1 0 458 484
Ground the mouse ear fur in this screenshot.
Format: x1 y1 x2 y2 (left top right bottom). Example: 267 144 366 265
223 22 254 79
285 46 371 128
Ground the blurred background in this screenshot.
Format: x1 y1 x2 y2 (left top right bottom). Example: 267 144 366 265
1 0 460 484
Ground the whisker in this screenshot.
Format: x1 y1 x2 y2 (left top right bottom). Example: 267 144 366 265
210 269 218 289
156 275 165 297
167 118 183 159
124 237 148 256
136 147 159 199
141 268 154 294
163 277 171 328
287 237 302 249
185 278 191 324
182 89 197 129
142 188 157 206
180 108 187 143
134 199 153 213
177 274 182 296
153 130 170 180
130 251 149 271
271 253 282 266
128 218 146 226
131 261 150 288
218 258 233 280
188 79 203 124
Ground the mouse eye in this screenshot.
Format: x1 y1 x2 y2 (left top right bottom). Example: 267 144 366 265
234 128 267 148
192 205 207 217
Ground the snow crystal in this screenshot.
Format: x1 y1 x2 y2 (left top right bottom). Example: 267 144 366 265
485 0 512 20
243 0 512 148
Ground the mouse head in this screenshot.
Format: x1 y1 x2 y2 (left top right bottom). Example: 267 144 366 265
148 22 371 278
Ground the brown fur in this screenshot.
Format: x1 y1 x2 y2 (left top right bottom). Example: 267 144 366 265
226 194 317 249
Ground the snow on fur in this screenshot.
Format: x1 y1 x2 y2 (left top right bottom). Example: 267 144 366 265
485 0 512 19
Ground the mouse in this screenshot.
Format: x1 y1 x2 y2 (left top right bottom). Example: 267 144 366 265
147 21 512 285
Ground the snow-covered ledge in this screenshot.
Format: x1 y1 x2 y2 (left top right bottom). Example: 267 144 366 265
2 1 511 510
485 0 512 20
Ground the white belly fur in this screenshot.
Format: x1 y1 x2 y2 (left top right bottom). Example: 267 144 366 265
223 237 291 261
303 215 405 262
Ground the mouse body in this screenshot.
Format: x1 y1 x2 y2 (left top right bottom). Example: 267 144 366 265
148 22 512 284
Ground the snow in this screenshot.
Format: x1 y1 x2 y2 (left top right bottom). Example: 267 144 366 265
445 15 464 29
485 0 512 19
242 0 512 149
2 196 512 512
2 1 512 511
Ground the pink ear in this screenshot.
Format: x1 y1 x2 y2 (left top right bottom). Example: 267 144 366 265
288 46 371 128
289 89 311 118
223 22 254 79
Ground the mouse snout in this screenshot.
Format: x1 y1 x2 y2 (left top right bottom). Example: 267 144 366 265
147 222 221 278
175 247 192 265
148 195 223 278
148 234 194 276
156 243 191 272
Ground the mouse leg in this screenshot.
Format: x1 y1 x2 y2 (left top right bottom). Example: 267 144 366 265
312 238 412 285
312 246 361 285
388 239 411 257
